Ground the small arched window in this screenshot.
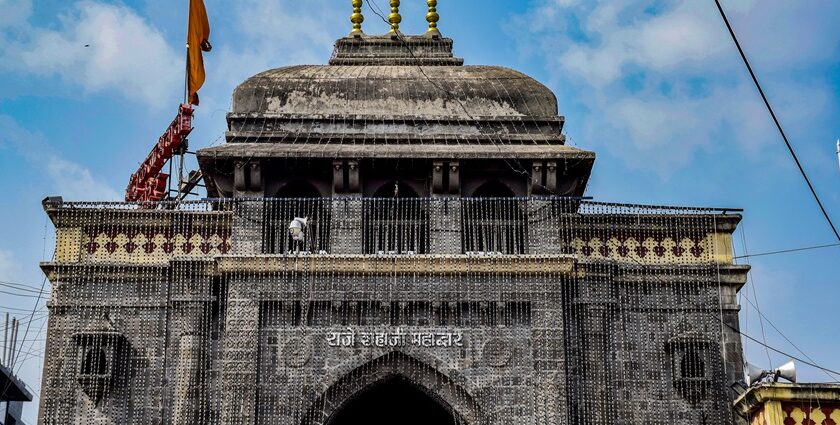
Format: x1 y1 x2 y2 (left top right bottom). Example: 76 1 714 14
680 350 705 379
463 181 527 254
82 348 107 376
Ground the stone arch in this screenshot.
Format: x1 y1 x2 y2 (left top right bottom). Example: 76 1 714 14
303 351 483 425
275 179 323 198
470 180 516 198
371 180 420 198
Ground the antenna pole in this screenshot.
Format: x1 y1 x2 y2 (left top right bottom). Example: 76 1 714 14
2 312 8 366
836 139 839 174
9 318 17 369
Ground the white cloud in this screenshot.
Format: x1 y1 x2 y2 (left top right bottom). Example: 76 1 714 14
0 0 31 30
212 0 342 86
45 157 122 201
186 0 345 113
513 0 840 175
551 1 729 88
1 1 181 107
0 114 121 201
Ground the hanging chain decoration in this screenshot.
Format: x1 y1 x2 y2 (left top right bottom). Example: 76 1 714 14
38 197 742 424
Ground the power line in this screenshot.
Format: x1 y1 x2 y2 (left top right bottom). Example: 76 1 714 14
715 0 840 243
2 274 49 399
0 289 48 299
0 305 45 313
711 312 840 381
738 225 773 368
739 291 839 382
0 280 47 294
736 225 837 381
734 242 840 259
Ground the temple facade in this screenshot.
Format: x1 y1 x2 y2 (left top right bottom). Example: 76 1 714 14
37 9 750 425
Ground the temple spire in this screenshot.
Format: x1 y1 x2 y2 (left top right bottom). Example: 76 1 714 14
388 0 402 37
349 0 364 37
426 0 441 38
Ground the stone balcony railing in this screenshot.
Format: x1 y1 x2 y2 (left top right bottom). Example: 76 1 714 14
43 198 740 268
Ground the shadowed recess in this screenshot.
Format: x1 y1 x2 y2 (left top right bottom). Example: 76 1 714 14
327 376 459 425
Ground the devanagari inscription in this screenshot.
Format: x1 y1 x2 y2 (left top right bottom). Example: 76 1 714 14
327 328 464 348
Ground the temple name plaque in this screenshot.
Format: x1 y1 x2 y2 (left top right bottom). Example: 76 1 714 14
326 328 464 348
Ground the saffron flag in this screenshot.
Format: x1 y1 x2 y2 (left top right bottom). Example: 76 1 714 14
187 0 211 105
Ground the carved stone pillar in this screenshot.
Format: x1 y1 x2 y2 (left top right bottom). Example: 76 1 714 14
331 160 363 254
330 197 363 254
532 278 568 424
220 278 260 425
171 302 208 423
528 198 563 254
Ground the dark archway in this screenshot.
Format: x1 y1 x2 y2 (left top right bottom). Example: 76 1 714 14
364 181 429 254
471 180 515 198
680 350 706 379
264 180 331 253
327 376 459 425
463 180 527 254
81 348 107 376
303 352 481 425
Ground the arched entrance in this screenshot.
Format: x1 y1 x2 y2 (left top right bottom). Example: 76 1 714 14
303 352 481 425
327 376 459 425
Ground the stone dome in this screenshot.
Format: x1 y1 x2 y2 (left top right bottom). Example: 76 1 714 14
200 35 594 199
231 64 560 120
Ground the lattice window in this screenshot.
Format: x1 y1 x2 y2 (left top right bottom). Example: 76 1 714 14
363 182 429 254
463 181 527 254
81 349 107 376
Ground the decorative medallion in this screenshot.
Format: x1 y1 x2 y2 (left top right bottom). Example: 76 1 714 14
281 336 312 368
481 338 513 368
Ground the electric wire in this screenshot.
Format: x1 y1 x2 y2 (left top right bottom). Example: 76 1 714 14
734 242 840 259
737 224 772 367
712 312 840 381
739 292 840 382
735 216 839 381
0 280 47 294
1 219 51 398
715 0 840 243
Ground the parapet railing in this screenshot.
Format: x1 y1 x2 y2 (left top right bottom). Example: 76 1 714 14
44 197 740 264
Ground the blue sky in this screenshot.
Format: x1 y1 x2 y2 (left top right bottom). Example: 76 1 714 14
1 0 839 419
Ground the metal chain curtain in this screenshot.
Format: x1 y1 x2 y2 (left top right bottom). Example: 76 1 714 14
40 197 732 424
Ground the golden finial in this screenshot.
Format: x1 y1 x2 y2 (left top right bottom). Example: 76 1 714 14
349 0 364 37
388 0 402 37
426 0 441 38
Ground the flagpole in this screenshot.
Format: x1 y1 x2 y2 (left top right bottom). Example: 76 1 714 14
177 0 191 201
184 0 190 105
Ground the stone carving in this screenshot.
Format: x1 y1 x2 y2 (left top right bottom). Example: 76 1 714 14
481 338 513 368
281 336 312 368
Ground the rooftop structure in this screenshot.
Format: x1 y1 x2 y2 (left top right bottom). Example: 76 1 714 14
734 383 840 424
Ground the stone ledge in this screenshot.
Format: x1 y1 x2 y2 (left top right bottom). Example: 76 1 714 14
216 254 576 276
